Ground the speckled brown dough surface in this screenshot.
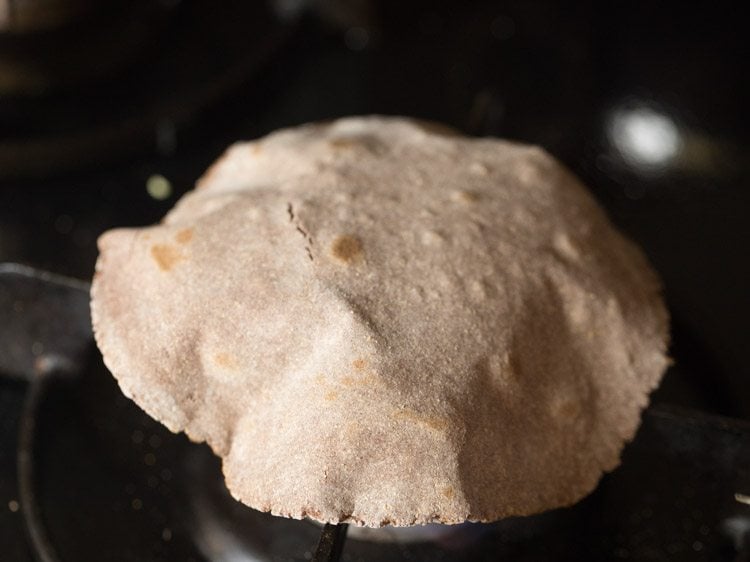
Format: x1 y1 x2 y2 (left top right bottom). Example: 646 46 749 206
91 116 670 527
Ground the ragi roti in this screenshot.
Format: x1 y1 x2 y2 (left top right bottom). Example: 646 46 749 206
91 116 670 527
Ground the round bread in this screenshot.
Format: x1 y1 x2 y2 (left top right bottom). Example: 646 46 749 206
91 116 669 527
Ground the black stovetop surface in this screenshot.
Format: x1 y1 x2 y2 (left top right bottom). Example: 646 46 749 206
1 2 748 560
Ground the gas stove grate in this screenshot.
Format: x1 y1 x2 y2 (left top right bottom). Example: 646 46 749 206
1 263 749 562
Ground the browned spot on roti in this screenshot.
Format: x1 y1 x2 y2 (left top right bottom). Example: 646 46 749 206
392 409 449 432
442 486 455 500
452 190 479 203
331 235 363 264
324 390 338 401
340 373 380 388
175 228 193 244
251 143 262 155
329 138 360 149
214 352 238 370
328 136 384 155
150 244 183 271
302 507 322 519
554 398 581 420
352 358 367 370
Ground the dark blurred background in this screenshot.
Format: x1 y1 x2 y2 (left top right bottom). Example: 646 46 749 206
2 0 747 415
0 1 749 559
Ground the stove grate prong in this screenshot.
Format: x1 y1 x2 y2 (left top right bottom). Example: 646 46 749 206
312 523 349 562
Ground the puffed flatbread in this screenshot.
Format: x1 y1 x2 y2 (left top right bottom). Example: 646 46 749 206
91 116 669 527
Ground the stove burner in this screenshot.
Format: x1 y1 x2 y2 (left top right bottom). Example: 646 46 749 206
1 265 749 561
